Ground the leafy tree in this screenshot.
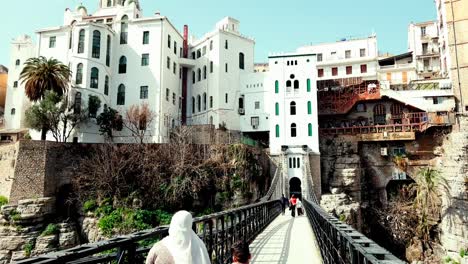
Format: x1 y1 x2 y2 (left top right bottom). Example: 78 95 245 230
25 91 88 142
20 56 71 139
96 106 123 141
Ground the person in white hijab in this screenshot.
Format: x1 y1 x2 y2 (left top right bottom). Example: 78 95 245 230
146 210 211 264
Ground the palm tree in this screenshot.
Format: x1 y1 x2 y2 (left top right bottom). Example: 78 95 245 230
20 56 71 102
19 57 71 140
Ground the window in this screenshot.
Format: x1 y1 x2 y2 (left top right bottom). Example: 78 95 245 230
308 123 312 137
203 93 207 110
332 67 338 76
421 26 426 37
173 62 176 74
104 76 109 95
291 123 297 137
225 40 228 49
225 93 228 103
286 80 291 88
92 30 101 58
345 50 351 59
209 96 213 108
307 79 311 92
49 36 56 48
139 115 147 131
275 80 279 93
119 56 127 73
173 93 176 105
168 35 171 48
360 48 366 57
167 57 170 69
297 158 301 168
317 53 322 62
210 40 213 50
203 66 207 79
360 64 367 73
197 49 201 58
294 80 299 90
373 104 386 125
117 84 125 105
11 108 16 115
13 81 18 88
107 0 112 7
202 46 206 55
307 101 312 114
346 66 352 75
251 117 259 127
290 101 296 115
74 92 82 114
166 88 170 102
90 67 99 88
78 29 85 53
225 63 228 73
210 61 213 73
140 86 148 99
275 103 279 116
76 63 83 84
191 52 195 59
197 95 201 112
192 97 195 113
275 125 280 138
15 59 20 66
143 31 150 44
120 15 128 44
106 35 111 66
174 42 177 55
433 97 442 105
197 68 201 81
239 52 245 70
255 101 260 109
192 71 195 84
318 69 324 77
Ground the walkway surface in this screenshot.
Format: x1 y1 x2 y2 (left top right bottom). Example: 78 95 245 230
250 213 323 264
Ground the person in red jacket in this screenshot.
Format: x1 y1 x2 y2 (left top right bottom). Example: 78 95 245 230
289 194 297 217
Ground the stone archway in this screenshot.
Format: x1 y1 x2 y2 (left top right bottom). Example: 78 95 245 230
289 177 302 199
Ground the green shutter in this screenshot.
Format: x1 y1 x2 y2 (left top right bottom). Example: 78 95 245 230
308 123 312 136
275 80 279 93
276 125 280 138
275 103 279 116
308 101 312 114
307 79 311 92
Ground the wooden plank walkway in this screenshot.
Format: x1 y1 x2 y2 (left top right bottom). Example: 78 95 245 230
250 213 323 263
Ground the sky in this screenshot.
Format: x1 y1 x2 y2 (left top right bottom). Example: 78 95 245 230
0 0 436 66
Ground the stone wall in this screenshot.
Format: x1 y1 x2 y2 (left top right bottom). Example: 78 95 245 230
181 125 241 145
0 143 18 199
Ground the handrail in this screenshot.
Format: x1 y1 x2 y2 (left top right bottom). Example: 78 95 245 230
15 200 282 264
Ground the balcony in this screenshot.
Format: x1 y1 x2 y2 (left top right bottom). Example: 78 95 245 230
179 58 196 68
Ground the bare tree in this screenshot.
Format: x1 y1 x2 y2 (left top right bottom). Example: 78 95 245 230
123 103 156 144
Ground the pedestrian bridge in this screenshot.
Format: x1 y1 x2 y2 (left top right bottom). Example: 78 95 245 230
16 170 405 264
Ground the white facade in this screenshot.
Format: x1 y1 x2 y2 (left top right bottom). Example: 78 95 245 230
435 0 451 78
408 21 441 79
187 17 255 131
239 72 269 132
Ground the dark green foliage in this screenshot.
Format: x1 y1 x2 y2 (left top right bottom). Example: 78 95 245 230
96 106 123 140
83 199 98 213
24 242 35 257
41 224 59 236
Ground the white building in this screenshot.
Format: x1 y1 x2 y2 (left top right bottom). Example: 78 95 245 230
239 72 269 133
434 0 451 78
408 21 441 79
187 17 255 131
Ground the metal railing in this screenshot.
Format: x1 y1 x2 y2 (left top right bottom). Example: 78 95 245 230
15 200 281 264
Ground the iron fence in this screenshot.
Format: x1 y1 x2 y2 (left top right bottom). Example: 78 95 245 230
15 200 281 264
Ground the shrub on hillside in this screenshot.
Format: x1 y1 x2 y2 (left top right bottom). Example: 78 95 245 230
0 196 8 207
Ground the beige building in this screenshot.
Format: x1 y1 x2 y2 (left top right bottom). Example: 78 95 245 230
436 0 468 113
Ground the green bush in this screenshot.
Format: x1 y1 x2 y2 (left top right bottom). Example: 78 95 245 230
41 224 59 236
10 210 21 221
83 199 98 213
98 209 123 236
0 196 8 207
24 242 34 257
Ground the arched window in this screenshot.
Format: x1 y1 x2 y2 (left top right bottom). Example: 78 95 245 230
373 104 386 125
78 29 85 53
297 157 300 168
289 158 292 168
117 84 125 105
275 125 280 138
119 56 127 73
197 68 201 81
239 52 245 70
308 123 312 136
291 123 297 137
171 119 175 128
107 0 112 7
76 63 83 84
104 75 109 95
192 97 195 113
307 101 312 115
121 0 126 5
203 93 207 110
290 101 296 115
192 71 196 84
11 108 16 115
294 80 299 89
92 30 101 58
74 92 82 114
203 66 207 79
106 35 111 66
286 80 291 88
275 80 279 93
307 79 311 92
210 116 213 125
275 102 279 116
15 59 20 66
225 40 228 49
210 96 213 108
197 95 201 112
90 67 99 88
120 15 128 44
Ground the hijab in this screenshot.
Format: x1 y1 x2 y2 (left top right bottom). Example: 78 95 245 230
162 211 211 264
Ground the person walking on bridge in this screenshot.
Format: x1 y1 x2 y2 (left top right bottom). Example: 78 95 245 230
146 210 211 264
296 198 304 216
289 194 297 217
280 194 288 215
